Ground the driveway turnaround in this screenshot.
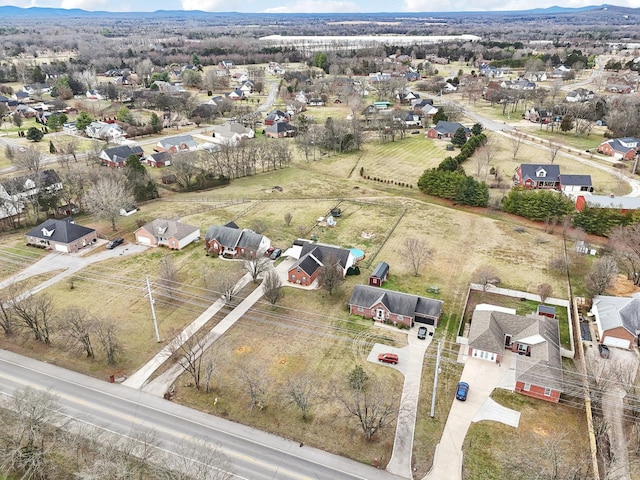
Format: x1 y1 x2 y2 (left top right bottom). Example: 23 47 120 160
425 352 519 480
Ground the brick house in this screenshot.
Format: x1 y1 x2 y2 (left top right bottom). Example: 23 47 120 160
204 223 270 259
514 164 561 189
287 243 353 286
591 293 640 349
25 217 97 253
99 145 144 168
467 307 562 403
597 138 640 161
135 219 200 250
426 120 469 139
348 284 443 328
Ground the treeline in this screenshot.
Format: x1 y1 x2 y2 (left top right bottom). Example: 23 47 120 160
417 130 489 207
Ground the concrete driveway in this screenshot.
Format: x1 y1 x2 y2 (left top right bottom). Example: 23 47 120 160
425 351 519 480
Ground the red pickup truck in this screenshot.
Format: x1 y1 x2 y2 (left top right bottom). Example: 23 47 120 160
378 353 399 364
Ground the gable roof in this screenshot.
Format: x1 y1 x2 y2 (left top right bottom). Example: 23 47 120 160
148 151 172 163
138 218 199 241
265 122 296 134
432 120 467 135
600 138 640 154
519 164 561 182
2 169 62 194
102 145 143 163
157 135 199 150
370 261 389 279
468 309 562 390
349 284 443 319
204 224 265 251
25 218 95 244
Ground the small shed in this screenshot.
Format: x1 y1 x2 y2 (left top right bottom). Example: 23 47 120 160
537 305 556 319
369 261 390 287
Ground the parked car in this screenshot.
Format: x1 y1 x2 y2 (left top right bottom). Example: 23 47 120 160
456 382 469 401
598 344 610 359
417 326 428 340
269 248 282 260
106 238 124 250
378 353 398 364
264 247 275 257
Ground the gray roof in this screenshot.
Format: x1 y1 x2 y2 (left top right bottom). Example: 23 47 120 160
582 195 640 210
103 145 143 163
370 262 389 279
266 122 296 134
593 294 640 336
289 243 352 277
204 224 264 251
519 164 561 182
25 218 95 244
559 174 592 187
2 169 61 194
349 284 443 320
601 138 640 154
138 219 199 241
149 151 172 163
158 135 199 149
432 120 467 135
468 309 563 390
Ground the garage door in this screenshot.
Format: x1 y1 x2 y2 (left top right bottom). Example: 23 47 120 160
415 316 435 326
603 336 630 349
54 244 68 253
137 236 152 245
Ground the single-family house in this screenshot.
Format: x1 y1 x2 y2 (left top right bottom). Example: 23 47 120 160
565 88 595 103
85 121 125 141
288 242 354 286
426 121 469 139
349 284 443 328
467 307 562 403
552 65 571 78
135 218 200 250
559 174 593 195
0 169 63 220
204 224 270 259
207 95 225 107
369 262 389 287
86 90 104 100
147 151 172 168
227 88 245 100
575 194 640 213
155 135 199 153
265 122 296 138
99 145 144 168
524 107 554 124
218 60 234 69
368 72 391 83
240 81 254 95
515 164 561 189
14 91 30 102
62 122 77 134
264 110 289 126
591 293 640 349
211 122 255 145
25 217 97 253
597 138 640 161
394 111 421 127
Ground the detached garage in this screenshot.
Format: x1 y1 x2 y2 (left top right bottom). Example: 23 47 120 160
592 294 640 350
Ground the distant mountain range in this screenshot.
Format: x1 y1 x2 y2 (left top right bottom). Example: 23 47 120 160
0 3 637 17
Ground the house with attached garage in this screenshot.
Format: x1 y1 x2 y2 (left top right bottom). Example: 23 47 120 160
85 121 125 141
426 120 468 140
204 223 270 259
348 284 443 328
135 218 199 250
597 138 640 161
467 307 563 403
100 145 144 168
25 217 97 253
211 122 255 145
146 151 172 168
591 293 640 349
155 135 199 153
287 242 353 287
514 164 561 189
265 122 296 138
559 174 593 195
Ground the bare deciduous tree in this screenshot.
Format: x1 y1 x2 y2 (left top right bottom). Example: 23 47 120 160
216 271 241 305
243 253 271 283
510 132 524 161
285 374 317 420
95 319 120 365
84 173 133 231
473 265 500 291
586 256 619 297
12 147 43 174
537 283 553 303
60 306 96 358
262 270 284 306
284 212 293 226
475 137 498 180
403 238 432 276
548 143 561 164
609 224 640 286
8 291 56 344
154 438 231 480
238 366 268 411
317 253 344 295
158 254 179 300
172 330 208 390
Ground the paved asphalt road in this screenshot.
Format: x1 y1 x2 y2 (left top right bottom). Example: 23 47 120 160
0 349 403 480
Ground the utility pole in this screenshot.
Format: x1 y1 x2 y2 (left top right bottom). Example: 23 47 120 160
146 275 161 342
430 340 442 418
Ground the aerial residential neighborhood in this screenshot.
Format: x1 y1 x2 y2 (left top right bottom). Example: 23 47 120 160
1 3 640 480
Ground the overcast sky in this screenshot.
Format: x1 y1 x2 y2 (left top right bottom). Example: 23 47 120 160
1 0 639 14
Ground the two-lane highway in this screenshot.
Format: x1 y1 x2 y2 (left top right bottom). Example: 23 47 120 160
0 349 401 480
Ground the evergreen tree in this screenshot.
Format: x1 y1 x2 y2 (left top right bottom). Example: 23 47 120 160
451 127 468 147
75 111 94 131
49 140 56 154
471 123 483 136
26 126 44 142
432 108 447 124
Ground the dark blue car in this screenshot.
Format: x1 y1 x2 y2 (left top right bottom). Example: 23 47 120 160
456 382 469 401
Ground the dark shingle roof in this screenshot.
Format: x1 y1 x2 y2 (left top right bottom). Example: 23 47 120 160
2 169 61 194
370 261 389 279
519 164 561 182
204 224 265 251
103 145 143 162
349 284 443 320
432 120 467 135
559 174 592 187
25 218 94 244
139 219 199 241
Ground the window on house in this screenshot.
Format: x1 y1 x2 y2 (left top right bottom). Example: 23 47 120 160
518 343 528 353
544 387 551 396
358 307 363 312
523 383 531 391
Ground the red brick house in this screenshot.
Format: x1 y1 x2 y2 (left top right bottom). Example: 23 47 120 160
591 293 640 349
597 138 640 160
426 120 469 139
204 223 270 259
135 218 199 250
348 284 443 328
514 164 561 189
467 308 562 403
288 243 353 286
